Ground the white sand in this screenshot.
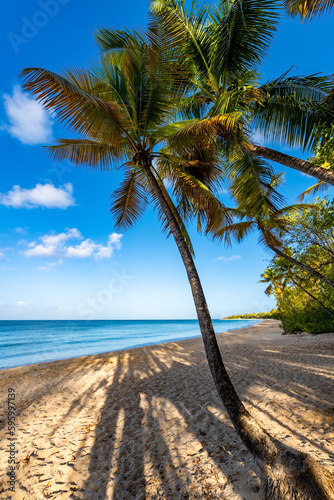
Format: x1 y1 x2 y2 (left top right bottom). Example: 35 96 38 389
0 319 333 499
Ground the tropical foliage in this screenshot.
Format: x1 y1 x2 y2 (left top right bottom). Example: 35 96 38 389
223 311 280 319
151 0 334 187
259 198 334 333
285 0 334 20
299 124 334 200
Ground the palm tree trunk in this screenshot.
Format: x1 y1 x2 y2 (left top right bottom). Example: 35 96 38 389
140 156 334 500
248 144 334 186
292 279 334 317
267 243 334 290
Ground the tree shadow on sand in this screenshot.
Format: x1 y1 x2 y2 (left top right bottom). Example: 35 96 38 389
59 331 334 500
1 328 333 499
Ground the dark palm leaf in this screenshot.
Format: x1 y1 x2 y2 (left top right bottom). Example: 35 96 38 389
227 152 283 215
110 168 148 228
20 67 133 145
209 0 280 86
46 139 132 169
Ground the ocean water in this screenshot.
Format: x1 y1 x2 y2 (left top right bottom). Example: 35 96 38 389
0 319 260 369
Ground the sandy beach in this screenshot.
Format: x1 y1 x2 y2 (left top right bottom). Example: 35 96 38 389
0 319 333 499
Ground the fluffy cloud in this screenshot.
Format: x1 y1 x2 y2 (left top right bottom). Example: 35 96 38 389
216 255 241 262
0 251 4 258
23 229 122 261
0 183 75 209
2 85 53 145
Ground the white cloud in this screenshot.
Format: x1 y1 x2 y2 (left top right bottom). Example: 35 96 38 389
25 244 58 257
41 228 81 246
2 85 53 145
66 240 97 258
24 229 82 258
23 229 122 261
0 251 4 258
216 255 241 262
0 183 75 209
17 301 27 307
108 233 122 249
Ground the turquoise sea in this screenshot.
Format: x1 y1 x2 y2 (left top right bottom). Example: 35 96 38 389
0 319 260 369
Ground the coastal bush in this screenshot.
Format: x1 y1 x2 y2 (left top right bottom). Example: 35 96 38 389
280 308 334 334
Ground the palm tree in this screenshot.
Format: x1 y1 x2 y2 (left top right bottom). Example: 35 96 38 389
21 20 334 500
261 259 334 318
289 278 334 317
285 0 334 20
259 266 298 313
151 0 334 187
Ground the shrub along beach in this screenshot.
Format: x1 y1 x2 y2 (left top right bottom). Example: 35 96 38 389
1 0 334 498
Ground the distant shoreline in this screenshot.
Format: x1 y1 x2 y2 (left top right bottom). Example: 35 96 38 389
0 318 262 371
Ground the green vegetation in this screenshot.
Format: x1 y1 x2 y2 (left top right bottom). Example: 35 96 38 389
260 197 334 334
223 311 280 319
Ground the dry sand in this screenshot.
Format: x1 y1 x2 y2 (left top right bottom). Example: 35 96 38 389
0 319 333 499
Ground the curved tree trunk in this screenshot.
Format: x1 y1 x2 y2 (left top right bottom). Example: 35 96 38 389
248 144 334 186
267 243 334 290
291 278 334 317
140 155 334 500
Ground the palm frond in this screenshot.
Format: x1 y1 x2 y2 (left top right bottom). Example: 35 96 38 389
209 0 280 86
46 139 132 169
297 181 330 200
260 72 333 100
110 168 148 228
214 220 256 246
155 113 243 153
258 226 283 250
20 67 134 146
150 0 211 80
227 152 284 216
95 27 143 53
285 0 334 20
275 203 315 216
252 73 334 150
176 93 210 120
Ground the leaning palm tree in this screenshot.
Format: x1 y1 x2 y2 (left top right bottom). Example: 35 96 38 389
268 258 334 317
259 266 298 313
21 21 334 500
151 0 334 187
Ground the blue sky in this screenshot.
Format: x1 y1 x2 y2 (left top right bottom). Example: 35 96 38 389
0 1 333 320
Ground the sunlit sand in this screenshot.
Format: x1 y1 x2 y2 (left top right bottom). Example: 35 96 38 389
0 320 333 499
